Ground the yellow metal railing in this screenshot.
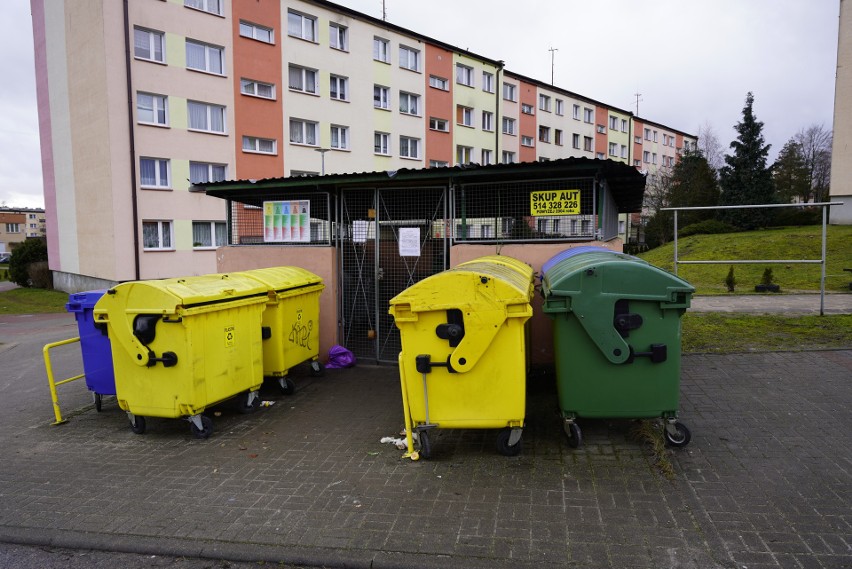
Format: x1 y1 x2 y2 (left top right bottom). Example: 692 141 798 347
43 337 84 425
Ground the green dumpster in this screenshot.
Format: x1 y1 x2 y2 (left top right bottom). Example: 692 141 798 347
541 247 695 448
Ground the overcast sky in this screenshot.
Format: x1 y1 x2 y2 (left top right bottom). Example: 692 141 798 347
1 0 839 209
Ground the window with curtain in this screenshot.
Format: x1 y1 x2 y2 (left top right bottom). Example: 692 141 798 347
186 40 223 75
288 11 316 41
289 120 317 146
192 221 227 248
330 125 348 150
142 221 172 250
188 101 225 133
137 92 167 125
140 158 169 188
134 27 164 62
189 162 226 184
330 75 348 100
288 65 317 94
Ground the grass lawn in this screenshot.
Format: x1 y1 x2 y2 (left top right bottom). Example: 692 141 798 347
638 225 852 294
0 287 70 315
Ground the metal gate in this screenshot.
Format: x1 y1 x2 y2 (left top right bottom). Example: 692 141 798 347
339 187 447 364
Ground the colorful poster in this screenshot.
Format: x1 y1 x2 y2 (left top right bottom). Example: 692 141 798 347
263 200 311 242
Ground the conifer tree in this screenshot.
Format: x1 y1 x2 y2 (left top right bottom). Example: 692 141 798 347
718 92 775 228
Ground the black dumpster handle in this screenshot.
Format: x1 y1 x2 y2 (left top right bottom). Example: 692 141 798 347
146 350 178 368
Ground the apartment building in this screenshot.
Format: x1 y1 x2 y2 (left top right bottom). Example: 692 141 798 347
0 208 46 254
32 0 696 291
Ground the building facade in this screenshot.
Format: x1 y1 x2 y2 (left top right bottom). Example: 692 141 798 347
32 0 696 290
830 0 852 224
0 208 46 253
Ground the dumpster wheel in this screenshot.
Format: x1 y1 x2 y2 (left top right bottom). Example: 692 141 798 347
309 360 325 377
128 413 146 435
189 415 214 439
417 429 432 459
663 421 691 447
563 421 582 449
277 377 296 395
236 390 261 414
496 428 523 457
93 393 102 413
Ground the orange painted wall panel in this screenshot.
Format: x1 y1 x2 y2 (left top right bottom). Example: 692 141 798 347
424 44 454 165
519 79 537 163
634 119 644 168
595 104 608 157
232 1 284 179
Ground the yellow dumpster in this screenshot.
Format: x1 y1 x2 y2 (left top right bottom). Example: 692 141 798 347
240 267 325 394
389 255 534 460
93 272 269 438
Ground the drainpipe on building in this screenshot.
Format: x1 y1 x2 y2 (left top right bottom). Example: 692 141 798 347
495 61 504 161
123 0 141 280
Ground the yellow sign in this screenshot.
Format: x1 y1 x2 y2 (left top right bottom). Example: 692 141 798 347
224 325 235 347
530 189 581 216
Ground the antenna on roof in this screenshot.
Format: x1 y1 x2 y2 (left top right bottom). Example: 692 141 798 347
382 0 386 21
548 47 558 85
634 92 643 116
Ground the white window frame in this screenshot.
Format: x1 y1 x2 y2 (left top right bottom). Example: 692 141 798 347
458 106 474 127
133 27 164 63
481 149 493 165
539 94 551 112
186 39 224 75
330 124 349 150
621 119 629 133
239 21 274 44
399 92 420 116
429 75 449 90
399 46 420 71
289 119 318 146
482 110 494 132
502 151 516 164
482 71 494 93
555 129 563 146
583 107 593 123
243 135 277 154
521 135 534 147
329 75 348 101
288 10 317 42
142 220 174 251
187 100 226 134
645 128 651 140
429 117 449 132
572 104 581 120
184 0 222 16
137 92 168 126
643 150 650 163
374 131 390 155
503 83 517 101
572 133 580 149
288 64 318 94
240 78 275 100
621 145 628 159
373 36 390 63
502 117 516 135
329 23 348 51
399 136 420 159
597 124 606 134
521 103 534 115
539 126 550 143
584 136 593 152
608 142 617 156
189 161 227 184
192 221 227 249
456 64 474 87
456 145 473 165
139 157 170 189
555 99 564 116
609 116 619 130
374 85 390 109
429 160 449 168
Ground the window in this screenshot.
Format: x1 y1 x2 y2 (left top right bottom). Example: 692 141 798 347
502 151 516 164
572 104 581 120
140 158 170 188
621 145 628 159
583 107 593 123
482 71 494 93
5 223 20 233
555 129 563 146
329 75 348 101
609 116 618 130
634 159 642 167
429 160 449 168
186 40 224 75
242 136 277 154
143 221 173 250
189 161 226 184
482 111 493 132
429 75 449 90
502 117 516 135
330 125 349 150
596 152 604 159
643 151 650 163
399 136 420 159
521 135 534 147
608 142 617 156
634 135 642 144
521 103 534 115
503 83 516 101
539 126 550 143
137 93 168 126
456 145 473 164
184 0 221 15
240 79 275 99
399 92 420 115
597 124 606 134
652 152 658 164
644 128 651 140
555 99 564 116
539 94 551 112
481 149 493 165
291 170 319 177
572 133 580 149
584 136 593 152
399 46 420 71
288 10 317 41
373 85 390 109
457 105 474 127
430 117 449 132
289 119 318 146
374 132 390 155
621 119 628 133
653 130 658 142
329 23 347 51
373 37 390 62
192 221 227 248
239 21 274 43
288 65 318 94
456 64 473 87
188 101 225 133
134 27 164 63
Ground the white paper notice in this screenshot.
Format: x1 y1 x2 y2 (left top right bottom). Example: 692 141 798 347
398 228 420 256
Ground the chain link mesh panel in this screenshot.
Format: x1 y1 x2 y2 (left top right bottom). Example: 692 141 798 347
228 192 332 245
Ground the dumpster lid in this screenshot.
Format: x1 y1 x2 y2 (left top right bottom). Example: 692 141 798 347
240 266 323 292
66 290 109 312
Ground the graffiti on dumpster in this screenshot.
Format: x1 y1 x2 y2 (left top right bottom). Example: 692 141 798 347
289 311 313 350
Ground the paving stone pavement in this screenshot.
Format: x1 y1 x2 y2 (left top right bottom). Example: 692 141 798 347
0 311 850 568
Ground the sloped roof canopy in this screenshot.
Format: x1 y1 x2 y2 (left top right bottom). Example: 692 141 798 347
201 157 646 219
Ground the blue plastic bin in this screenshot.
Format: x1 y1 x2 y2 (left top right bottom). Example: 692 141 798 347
66 290 115 410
